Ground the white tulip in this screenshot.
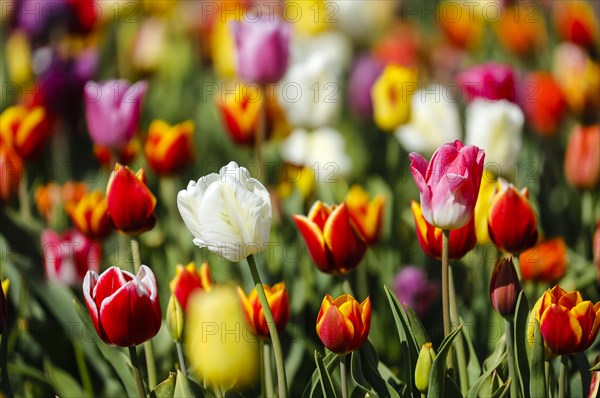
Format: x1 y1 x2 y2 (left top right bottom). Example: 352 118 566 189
395 85 462 153
177 161 272 262
465 99 524 174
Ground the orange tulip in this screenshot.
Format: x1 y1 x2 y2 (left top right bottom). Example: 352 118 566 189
488 180 538 254
216 82 264 146
0 105 52 160
519 238 568 283
411 201 476 261
553 0 599 49
169 262 212 311
0 143 22 206
495 4 546 56
520 72 566 137
67 190 113 240
529 285 600 356
564 124 600 190
489 257 522 318
93 140 138 168
316 294 371 354
437 1 483 49
238 282 290 339
292 201 367 275
144 120 195 175
345 185 385 245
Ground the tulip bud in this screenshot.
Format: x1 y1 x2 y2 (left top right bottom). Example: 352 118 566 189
238 282 290 339
0 144 22 206
564 124 600 190
519 238 568 283
170 262 212 311
216 83 264 146
316 294 371 354
0 105 52 160
438 0 483 49
554 1 598 49
144 120 195 175
490 257 522 318
345 185 386 245
371 65 418 131
415 342 436 394
495 4 546 56
520 72 566 137
67 190 113 240
166 294 184 343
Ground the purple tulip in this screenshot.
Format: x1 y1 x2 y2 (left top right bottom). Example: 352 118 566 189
393 266 438 317
410 140 485 230
84 80 148 148
15 0 68 37
231 16 291 84
347 54 384 118
457 62 517 103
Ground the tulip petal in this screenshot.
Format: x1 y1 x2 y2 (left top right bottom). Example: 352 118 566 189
570 301 596 350
293 214 330 272
92 266 131 309
83 271 103 340
323 204 367 274
317 305 354 354
540 304 582 355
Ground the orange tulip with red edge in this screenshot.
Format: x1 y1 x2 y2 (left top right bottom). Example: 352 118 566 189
519 238 568 283
292 201 367 275
411 201 476 261
554 0 599 49
67 190 113 240
216 83 264 146
169 262 212 311
495 4 546 56
564 124 600 190
0 105 52 160
144 120 194 175
529 285 600 356
520 72 566 137
316 294 371 354
106 163 157 234
238 282 290 339
488 180 538 254
345 185 385 245
0 143 22 206
437 1 483 49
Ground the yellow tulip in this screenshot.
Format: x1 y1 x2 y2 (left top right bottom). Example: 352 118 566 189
474 170 498 245
371 66 417 131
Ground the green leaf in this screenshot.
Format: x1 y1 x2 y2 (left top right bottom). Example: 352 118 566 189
529 320 546 398
513 291 531 398
466 353 507 398
444 374 463 398
150 372 176 398
463 323 482 386
358 341 400 398
44 360 87 397
315 350 338 398
591 362 600 371
302 351 338 398
427 325 463 398
349 351 373 397
403 305 429 349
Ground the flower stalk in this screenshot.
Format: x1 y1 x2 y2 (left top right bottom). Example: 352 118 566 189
128 346 146 398
262 340 274 398
505 319 518 398
176 342 186 374
449 269 468 395
340 354 348 398
559 355 568 398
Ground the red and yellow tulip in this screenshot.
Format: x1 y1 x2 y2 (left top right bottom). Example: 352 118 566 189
345 185 385 245
67 190 113 240
0 143 23 206
316 294 371 354
0 105 52 160
144 120 195 175
169 262 212 311
238 282 290 339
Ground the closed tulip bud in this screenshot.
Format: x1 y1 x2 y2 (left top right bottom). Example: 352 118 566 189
488 180 538 254
410 140 485 230
0 144 23 206
564 124 600 190
316 294 371 354
83 265 162 347
67 190 113 240
519 238 568 283
238 282 290 339
495 5 546 56
293 201 367 275
0 105 52 160
415 342 436 394
345 185 386 245
554 1 599 49
411 201 476 261
520 73 566 137
490 257 522 318
474 171 499 245
144 120 194 175
371 65 418 131
106 163 157 235
169 262 212 311
166 294 184 343
529 285 600 356
216 83 264 146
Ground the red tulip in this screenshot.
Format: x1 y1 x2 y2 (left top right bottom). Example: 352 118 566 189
0 105 52 160
169 262 212 311
490 257 522 318
0 143 22 206
144 120 195 175
457 62 517 103
564 124 600 190
520 72 566 137
83 265 161 347
554 1 599 49
238 282 290 338
519 238 568 283
316 294 371 354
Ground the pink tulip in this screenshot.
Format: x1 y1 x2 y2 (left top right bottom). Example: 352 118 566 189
231 16 291 84
84 80 148 148
457 62 517 103
410 140 485 230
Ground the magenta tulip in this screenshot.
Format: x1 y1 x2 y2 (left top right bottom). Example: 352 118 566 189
84 80 148 148
410 140 485 230
83 265 161 347
457 62 517 103
231 16 291 83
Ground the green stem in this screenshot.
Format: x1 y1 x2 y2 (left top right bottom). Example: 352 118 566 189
505 319 518 398
74 340 93 397
1 326 13 397
213 386 223 398
176 342 186 375
559 355 568 398
441 231 450 338
449 268 468 395
18 170 31 223
340 354 348 398
128 346 146 398
255 84 267 176
263 340 274 398
341 278 355 297
247 254 287 398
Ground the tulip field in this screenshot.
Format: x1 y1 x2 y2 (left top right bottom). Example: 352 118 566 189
1 1 600 397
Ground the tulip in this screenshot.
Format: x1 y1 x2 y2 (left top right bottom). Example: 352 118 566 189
564 124 600 190
316 294 371 354
372 22 420 68
292 0 330 35
186 285 258 387
411 201 476 261
169 262 212 311
553 1 599 49
415 342 436 394
211 14 237 79
490 257 522 318
106 164 157 235
276 164 315 201
83 265 161 347
131 17 167 74
410 140 485 230
5 30 32 86
457 63 517 103
216 82 264 145
34 182 88 223
231 16 291 84
473 171 499 245
488 180 538 254
347 54 384 118
519 238 568 283
438 0 484 49
0 144 23 206
292 201 367 275
529 285 600 356
42 229 101 286
520 72 566 137
16 0 69 36
144 120 195 175
495 5 547 56
395 84 462 154
93 140 138 168
84 80 148 148
371 65 418 131
67 190 113 240
465 99 524 172
0 105 52 160
166 294 184 343
0 279 9 333
177 161 272 262
345 185 385 245
328 0 395 43
393 266 438 317
238 282 290 338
